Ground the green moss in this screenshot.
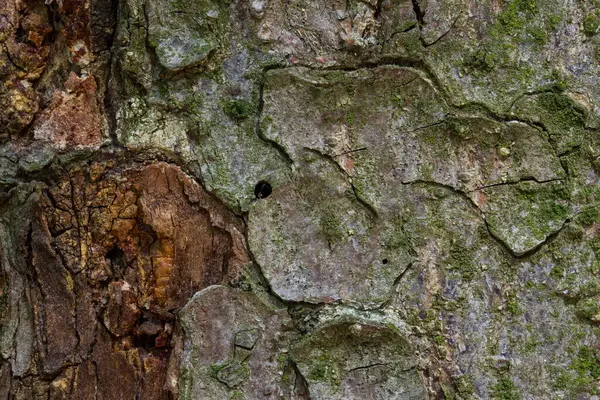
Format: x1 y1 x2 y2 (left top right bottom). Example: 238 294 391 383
513 182 571 241
447 242 477 282
554 345 600 394
381 216 412 251
580 280 600 298
550 265 565 280
455 375 475 396
434 334 445 345
320 213 344 245
537 92 585 130
578 207 600 227
544 69 569 93
222 99 255 121
178 365 194 400
399 34 423 57
548 14 563 31
493 0 538 37
573 346 600 379
522 91 585 151
209 362 225 378
517 66 536 85
277 353 289 365
575 297 599 321
230 391 245 399
593 252 600 277
492 376 521 400
584 11 600 37
506 294 522 316
473 0 563 82
275 353 293 385
523 335 541 353
526 25 549 45
525 280 536 289
497 3 529 32
462 48 498 74
345 110 356 126
441 383 455 400
307 353 342 388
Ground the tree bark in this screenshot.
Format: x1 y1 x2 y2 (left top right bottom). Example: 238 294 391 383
1 0 600 398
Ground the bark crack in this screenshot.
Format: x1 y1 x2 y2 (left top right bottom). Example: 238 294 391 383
467 177 564 192
254 68 295 168
411 0 425 26
399 179 572 260
303 146 378 219
422 13 461 47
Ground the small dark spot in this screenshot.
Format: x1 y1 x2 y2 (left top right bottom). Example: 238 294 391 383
15 25 27 44
254 181 272 199
106 246 126 270
133 332 159 350
382 258 388 264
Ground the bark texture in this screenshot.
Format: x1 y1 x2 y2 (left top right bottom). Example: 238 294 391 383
1 0 600 398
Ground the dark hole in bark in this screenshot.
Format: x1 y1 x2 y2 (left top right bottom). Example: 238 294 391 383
133 314 171 351
106 246 126 270
382 258 388 264
133 333 157 349
15 25 27 44
254 181 272 199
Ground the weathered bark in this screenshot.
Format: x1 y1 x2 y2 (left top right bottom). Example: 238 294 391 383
1 0 600 398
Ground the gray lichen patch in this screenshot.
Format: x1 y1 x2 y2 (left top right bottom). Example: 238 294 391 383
248 151 411 306
424 0 600 117
374 116 563 192
252 63 576 308
146 0 229 71
260 66 563 214
477 180 572 255
5 0 600 397
261 66 447 164
115 61 291 210
290 320 426 399
178 286 302 399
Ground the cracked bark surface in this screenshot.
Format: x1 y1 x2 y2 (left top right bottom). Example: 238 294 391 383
1 0 600 398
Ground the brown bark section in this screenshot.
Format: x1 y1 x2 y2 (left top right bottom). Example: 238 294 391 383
0 0 115 144
2 161 248 398
32 72 104 149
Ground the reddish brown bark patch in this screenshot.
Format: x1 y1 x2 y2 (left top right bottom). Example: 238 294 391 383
0 0 115 141
59 0 93 66
6 161 248 398
33 72 104 149
0 0 52 137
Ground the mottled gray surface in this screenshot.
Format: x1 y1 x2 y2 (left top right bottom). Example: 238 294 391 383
1 0 600 398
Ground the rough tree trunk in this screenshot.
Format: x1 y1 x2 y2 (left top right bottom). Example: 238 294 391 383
0 0 600 398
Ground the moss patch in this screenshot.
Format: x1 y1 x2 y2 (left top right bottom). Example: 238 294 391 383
584 11 600 37
577 207 600 227
537 92 586 131
307 352 342 388
484 181 571 254
222 99 255 121
492 376 521 400
555 346 600 394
